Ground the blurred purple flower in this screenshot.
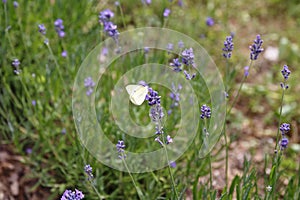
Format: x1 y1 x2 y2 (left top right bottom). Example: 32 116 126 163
99 9 114 24
281 65 291 81
155 137 163 146
280 123 290 135
84 164 94 180
170 161 176 168
244 66 249 77
61 128 66 135
163 8 171 17
206 17 214 26
116 140 126 158
222 36 234 59
200 104 211 119
84 77 95 96
31 100 36 106
170 58 182 72
26 148 32 154
38 24 46 35
280 137 289 150
166 135 173 144
13 1 18 8
54 18 65 38
61 50 67 57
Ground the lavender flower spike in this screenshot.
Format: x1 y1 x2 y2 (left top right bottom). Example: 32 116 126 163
222 36 234 59
61 189 84 200
200 104 211 119
280 137 289 150
249 34 264 60
281 65 291 80
84 164 94 179
279 123 290 135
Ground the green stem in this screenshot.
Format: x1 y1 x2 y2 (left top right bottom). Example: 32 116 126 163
121 156 144 199
204 119 213 190
89 179 104 200
227 60 253 114
274 86 285 150
117 2 126 28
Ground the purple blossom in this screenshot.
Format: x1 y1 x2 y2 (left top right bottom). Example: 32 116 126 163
103 21 119 40
146 87 161 106
61 189 84 200
38 24 46 35
12 59 21 75
61 128 66 135
54 18 65 38
170 161 176 168
168 83 182 114
116 140 126 158
61 50 67 57
206 17 214 26
31 100 36 106
84 164 94 179
141 0 151 5
280 123 290 135
84 77 95 96
13 1 18 8
149 104 164 122
2 0 7 4
178 40 184 48
181 48 194 66
166 135 173 144
167 43 173 52
183 70 196 80
244 66 249 77
178 0 183 7
114 1 120 6
99 9 114 24
249 34 264 60
222 36 234 59
144 46 150 54
281 65 291 81
26 148 32 154
200 104 211 119
170 58 182 72
280 137 289 150
163 8 171 17
155 137 163 146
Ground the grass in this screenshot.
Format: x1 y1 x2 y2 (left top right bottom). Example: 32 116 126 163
1 0 300 199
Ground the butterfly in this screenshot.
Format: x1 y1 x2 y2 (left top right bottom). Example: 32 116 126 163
125 84 148 105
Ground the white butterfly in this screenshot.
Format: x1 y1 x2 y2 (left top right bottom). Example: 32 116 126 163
125 84 148 105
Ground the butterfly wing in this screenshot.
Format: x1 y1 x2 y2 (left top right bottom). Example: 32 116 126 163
126 85 148 105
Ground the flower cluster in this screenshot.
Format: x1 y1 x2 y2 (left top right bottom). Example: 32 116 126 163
249 34 264 60
279 123 290 150
169 48 196 80
84 77 95 96
146 87 161 106
168 83 182 115
200 104 211 119
12 59 21 75
61 189 84 200
38 24 46 35
99 9 119 41
222 35 234 59
54 19 65 38
163 8 171 17
84 164 94 180
116 140 126 159
280 65 291 89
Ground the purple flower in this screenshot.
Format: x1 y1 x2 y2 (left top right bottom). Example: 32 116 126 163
144 46 150 54
12 59 20 67
249 34 264 60
141 0 151 4
281 65 291 81
54 19 65 38
167 43 173 52
178 40 184 48
244 66 249 77
84 164 94 179
103 21 119 40
149 104 164 122
155 137 163 146
168 83 182 114
170 161 176 168
222 36 234 59
84 77 95 96
280 137 289 150
26 148 32 154
200 104 211 119
183 71 196 80
166 135 173 144
146 87 161 106
2 0 7 4
61 189 84 200
61 128 66 135
114 1 120 6
163 8 171 17
206 17 214 26
31 100 36 106
280 123 290 135
12 59 21 75
99 9 114 24
116 140 126 158
61 50 67 57
178 0 183 7
13 1 18 8
181 48 194 66
170 58 182 72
